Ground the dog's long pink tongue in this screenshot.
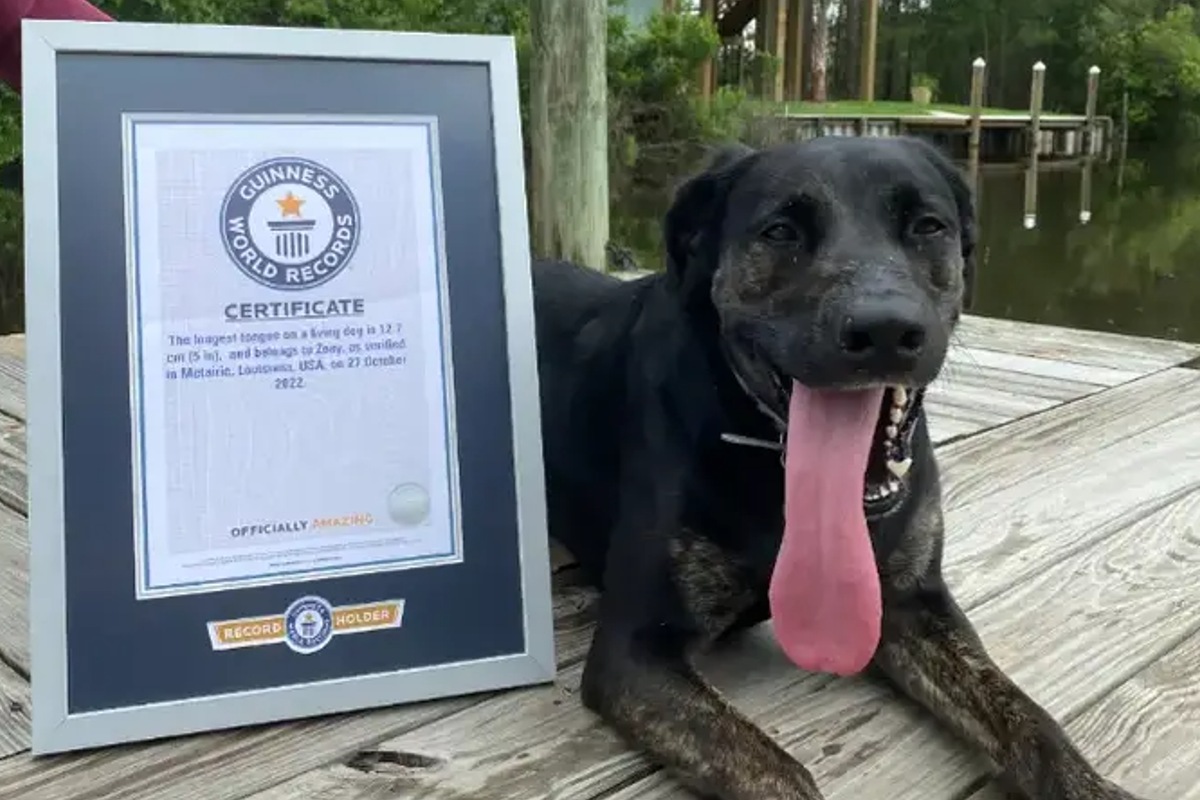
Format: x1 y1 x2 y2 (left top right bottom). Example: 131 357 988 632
770 382 884 676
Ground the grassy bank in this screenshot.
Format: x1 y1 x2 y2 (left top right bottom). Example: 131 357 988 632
761 99 1078 118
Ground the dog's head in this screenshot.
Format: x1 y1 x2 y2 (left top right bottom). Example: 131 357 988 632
664 136 976 522
665 135 975 419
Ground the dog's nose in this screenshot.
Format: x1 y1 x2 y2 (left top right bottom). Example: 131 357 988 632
838 300 927 369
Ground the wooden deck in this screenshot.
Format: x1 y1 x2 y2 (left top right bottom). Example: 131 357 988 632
2 315 1200 800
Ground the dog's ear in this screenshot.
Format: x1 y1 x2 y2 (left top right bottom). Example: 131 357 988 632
901 137 979 310
663 142 758 298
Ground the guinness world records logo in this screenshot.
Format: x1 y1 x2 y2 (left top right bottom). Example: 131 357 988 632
283 595 335 654
220 156 361 291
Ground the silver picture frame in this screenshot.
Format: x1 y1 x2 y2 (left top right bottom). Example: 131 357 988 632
23 19 554 755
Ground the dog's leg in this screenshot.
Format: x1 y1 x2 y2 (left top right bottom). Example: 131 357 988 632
581 619 823 800
580 532 823 800
872 583 1144 800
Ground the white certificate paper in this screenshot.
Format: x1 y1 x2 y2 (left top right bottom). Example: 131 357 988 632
123 114 462 599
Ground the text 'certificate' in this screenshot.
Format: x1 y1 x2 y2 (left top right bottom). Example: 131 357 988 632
124 115 462 599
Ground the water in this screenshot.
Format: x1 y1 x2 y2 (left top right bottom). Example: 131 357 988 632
611 140 1200 344
969 143 1198 342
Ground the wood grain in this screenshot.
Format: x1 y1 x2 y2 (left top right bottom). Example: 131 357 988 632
935 357 1101 403
0 660 30 760
2 328 1197 799
953 314 1200 374
0 411 26 515
246 628 831 800
922 314 1192 441
0 503 27 674
926 414 984 444
927 378 1058 421
966 603 1200 800
0 349 25 422
946 345 1143 388
936 368 1200 607
237 369 1200 800
597 479 1200 800
0 579 598 800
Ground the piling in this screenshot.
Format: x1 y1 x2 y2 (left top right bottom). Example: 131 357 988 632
1084 65 1100 155
860 0 879 102
1117 89 1129 193
967 57 986 195
1079 158 1093 224
1023 61 1046 230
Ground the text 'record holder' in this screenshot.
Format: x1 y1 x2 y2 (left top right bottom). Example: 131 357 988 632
23 19 555 755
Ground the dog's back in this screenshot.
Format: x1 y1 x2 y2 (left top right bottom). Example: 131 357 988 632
531 258 664 584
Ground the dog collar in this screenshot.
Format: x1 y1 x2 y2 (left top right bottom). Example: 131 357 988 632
719 432 783 451
714 333 928 468
721 387 927 470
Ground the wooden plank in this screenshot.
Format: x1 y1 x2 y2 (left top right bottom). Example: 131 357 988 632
926 414 987 444
609 489 1200 800
0 579 599 800
955 314 1200 374
925 401 1011 442
0 335 1192 797
0 346 24 422
0 503 27 673
947 346 1142 388
573 472 1200 800
236 368 1200 800
965 625 1200 800
935 358 1100 403
935 368 1200 606
0 659 30 761
247 630 831 800
925 348 1108 443
0 336 24 362
925 381 1054 422
0 411 26 515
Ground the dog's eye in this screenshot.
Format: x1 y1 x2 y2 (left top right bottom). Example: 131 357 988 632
761 222 800 243
911 215 947 237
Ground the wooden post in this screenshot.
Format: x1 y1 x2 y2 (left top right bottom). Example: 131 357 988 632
1117 89 1129 192
529 0 609 270
1079 67 1097 225
1023 60 1045 230
967 57 986 195
784 0 805 100
753 2 767 95
697 0 717 102
811 0 830 102
772 0 788 101
1084 65 1100 155
1079 155 1093 224
859 0 878 101
1120 91 1129 154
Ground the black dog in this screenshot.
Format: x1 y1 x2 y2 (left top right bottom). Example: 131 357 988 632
532 136 1145 800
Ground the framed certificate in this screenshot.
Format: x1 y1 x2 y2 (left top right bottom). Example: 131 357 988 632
23 19 555 754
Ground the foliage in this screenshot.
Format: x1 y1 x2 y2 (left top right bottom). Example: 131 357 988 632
606 7 753 266
0 0 748 325
878 0 1200 139
1083 3 1200 136
910 72 938 92
0 89 20 329
0 0 1196 323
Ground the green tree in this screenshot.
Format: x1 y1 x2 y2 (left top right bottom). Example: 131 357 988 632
0 0 742 328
